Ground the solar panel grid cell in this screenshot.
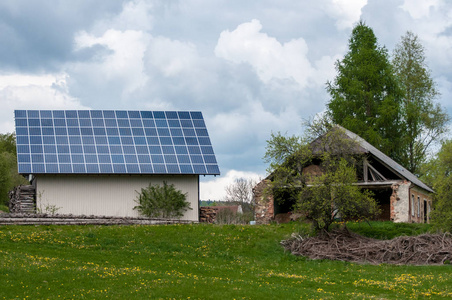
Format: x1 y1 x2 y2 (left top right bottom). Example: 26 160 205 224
14 110 219 175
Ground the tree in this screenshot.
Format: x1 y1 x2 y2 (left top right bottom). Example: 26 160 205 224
0 152 14 206
133 181 191 219
0 133 28 207
326 21 404 163
422 140 452 232
224 177 258 213
392 31 450 175
264 126 379 233
0 133 16 156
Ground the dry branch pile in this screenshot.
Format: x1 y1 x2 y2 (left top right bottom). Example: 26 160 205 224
281 229 452 265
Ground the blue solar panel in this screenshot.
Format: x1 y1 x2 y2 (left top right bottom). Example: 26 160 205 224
14 110 220 175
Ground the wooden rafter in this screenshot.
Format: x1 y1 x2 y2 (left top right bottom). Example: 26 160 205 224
363 158 387 182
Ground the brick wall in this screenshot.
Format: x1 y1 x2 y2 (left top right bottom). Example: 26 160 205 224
409 187 432 223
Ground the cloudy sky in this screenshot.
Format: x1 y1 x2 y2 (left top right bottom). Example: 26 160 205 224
1 0 452 200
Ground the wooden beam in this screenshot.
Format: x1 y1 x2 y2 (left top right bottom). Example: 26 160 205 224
363 159 368 182
368 163 387 181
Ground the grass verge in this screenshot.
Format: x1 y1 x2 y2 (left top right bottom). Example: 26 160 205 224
0 204 8 213
346 220 432 239
0 222 450 299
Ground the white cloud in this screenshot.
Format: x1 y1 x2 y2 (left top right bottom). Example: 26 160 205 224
326 0 367 30
396 0 452 38
400 0 441 19
70 0 156 99
91 0 154 33
436 76 452 110
0 74 87 133
200 169 263 201
0 74 56 89
73 29 149 97
393 1 452 93
145 36 199 77
215 19 314 88
312 54 342 86
210 100 302 144
114 0 154 31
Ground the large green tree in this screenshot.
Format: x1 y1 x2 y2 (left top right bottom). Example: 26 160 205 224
422 140 452 232
326 21 403 162
392 31 449 175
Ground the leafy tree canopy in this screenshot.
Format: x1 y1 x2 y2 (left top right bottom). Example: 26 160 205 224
0 133 16 156
392 31 449 175
421 140 452 232
326 21 404 164
0 133 28 206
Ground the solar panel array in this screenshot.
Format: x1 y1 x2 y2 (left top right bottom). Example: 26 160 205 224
14 110 220 175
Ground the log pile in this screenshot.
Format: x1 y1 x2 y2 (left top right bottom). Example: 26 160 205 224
199 206 218 223
199 206 242 223
281 228 452 265
8 185 36 213
0 213 194 225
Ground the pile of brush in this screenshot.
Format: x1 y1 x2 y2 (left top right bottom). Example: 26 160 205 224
281 228 452 265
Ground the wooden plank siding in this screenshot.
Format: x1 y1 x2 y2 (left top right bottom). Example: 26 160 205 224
35 174 199 221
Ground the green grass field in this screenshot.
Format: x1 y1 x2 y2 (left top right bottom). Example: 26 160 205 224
0 222 451 299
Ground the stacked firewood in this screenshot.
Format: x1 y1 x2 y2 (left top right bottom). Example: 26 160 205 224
199 206 243 223
0 214 193 225
199 206 218 223
8 185 36 213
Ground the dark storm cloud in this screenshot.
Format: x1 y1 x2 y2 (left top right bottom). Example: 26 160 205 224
0 0 123 72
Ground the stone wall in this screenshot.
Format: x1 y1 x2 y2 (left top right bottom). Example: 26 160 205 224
253 179 274 224
390 181 410 223
390 181 432 223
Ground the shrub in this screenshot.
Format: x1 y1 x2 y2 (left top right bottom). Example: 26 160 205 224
134 181 191 219
215 209 254 225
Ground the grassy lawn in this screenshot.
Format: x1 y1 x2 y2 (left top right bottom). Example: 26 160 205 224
0 222 451 299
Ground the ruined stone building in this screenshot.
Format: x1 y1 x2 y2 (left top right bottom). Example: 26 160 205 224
254 127 433 224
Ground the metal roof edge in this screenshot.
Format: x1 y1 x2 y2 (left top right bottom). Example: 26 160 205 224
337 125 434 193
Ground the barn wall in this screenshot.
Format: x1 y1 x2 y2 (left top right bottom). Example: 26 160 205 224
35 174 199 221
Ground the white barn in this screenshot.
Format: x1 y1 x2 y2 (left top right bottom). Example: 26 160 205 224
14 110 220 221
